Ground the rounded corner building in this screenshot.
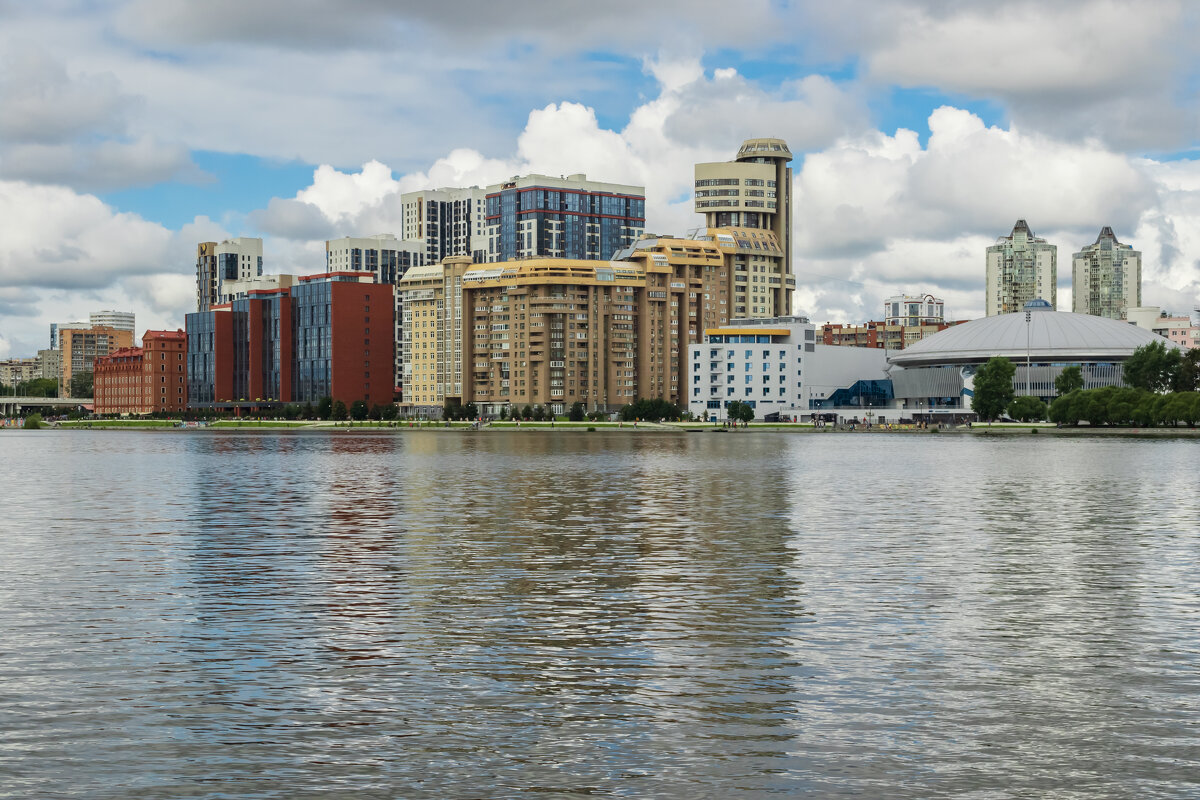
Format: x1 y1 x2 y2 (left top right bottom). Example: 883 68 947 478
887 299 1179 419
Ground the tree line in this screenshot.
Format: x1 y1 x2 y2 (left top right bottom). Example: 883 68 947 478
971 340 1200 426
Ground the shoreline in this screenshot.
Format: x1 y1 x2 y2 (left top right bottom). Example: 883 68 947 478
12 420 1200 437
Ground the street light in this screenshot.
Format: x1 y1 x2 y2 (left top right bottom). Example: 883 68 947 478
1025 308 1032 397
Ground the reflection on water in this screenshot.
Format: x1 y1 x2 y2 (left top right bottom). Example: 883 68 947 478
1 430 1198 798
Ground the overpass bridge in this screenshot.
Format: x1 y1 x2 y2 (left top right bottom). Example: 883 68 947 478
0 396 90 416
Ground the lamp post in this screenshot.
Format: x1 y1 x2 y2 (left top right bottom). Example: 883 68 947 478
1025 309 1032 397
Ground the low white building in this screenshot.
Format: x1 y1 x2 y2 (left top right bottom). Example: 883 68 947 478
687 316 895 422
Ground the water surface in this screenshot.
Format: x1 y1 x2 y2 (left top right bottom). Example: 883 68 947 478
1 430 1198 798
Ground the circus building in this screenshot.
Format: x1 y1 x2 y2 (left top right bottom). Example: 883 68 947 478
887 299 1181 420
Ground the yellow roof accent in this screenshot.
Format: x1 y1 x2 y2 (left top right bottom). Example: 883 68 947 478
705 328 790 337
462 258 646 284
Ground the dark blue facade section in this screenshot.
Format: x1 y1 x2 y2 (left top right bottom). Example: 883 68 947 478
486 187 645 261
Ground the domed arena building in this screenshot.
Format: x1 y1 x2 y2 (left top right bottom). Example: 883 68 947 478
886 299 1180 420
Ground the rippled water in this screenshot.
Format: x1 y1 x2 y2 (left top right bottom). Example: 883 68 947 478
1 429 1199 798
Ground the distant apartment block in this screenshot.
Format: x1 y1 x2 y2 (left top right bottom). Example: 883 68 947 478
196 237 264 313
883 295 944 327
821 319 966 350
58 325 135 389
985 220 1057 315
695 138 794 315
37 349 61 381
1072 226 1141 320
0 358 42 386
1127 307 1200 350
94 330 187 415
186 272 394 411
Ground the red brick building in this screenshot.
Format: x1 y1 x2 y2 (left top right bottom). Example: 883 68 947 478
94 329 187 415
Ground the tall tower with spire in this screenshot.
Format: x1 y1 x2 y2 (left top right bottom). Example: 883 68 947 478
1072 226 1141 320
985 220 1057 315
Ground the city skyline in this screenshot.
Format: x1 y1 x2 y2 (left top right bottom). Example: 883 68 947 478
2 2 1200 359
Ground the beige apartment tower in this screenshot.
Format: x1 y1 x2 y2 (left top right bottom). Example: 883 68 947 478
396 256 473 414
458 242 729 415
1072 226 1141 320
694 138 794 315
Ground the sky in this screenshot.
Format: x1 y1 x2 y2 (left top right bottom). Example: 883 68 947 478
2 0 1199 358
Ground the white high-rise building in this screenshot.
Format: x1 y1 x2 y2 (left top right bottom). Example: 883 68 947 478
985 220 1057 316
1072 226 1141 320
883 295 944 327
398 187 488 264
89 310 135 333
196 237 264 312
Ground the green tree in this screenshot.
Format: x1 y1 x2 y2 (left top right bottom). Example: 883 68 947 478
350 400 368 420
1048 393 1080 425
70 370 94 398
1054 366 1083 396
1123 340 1181 393
521 404 533 420
23 413 44 429
317 397 333 419
971 357 1016 422
568 401 585 422
332 400 348 420
1008 395 1047 422
532 405 546 421
619 397 681 422
727 400 755 424
1172 349 1200 393
463 402 479 420
380 403 398 421
302 402 315 419
16 377 59 397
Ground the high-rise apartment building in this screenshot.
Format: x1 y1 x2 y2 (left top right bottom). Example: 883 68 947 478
196 237 264 313
884 295 944 327
695 138 794 314
397 175 646 266
58 325 135 390
457 243 726 415
395 256 474 414
985 220 1057 315
398 188 487 264
186 272 394 410
481 174 645 263
1072 226 1141 320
